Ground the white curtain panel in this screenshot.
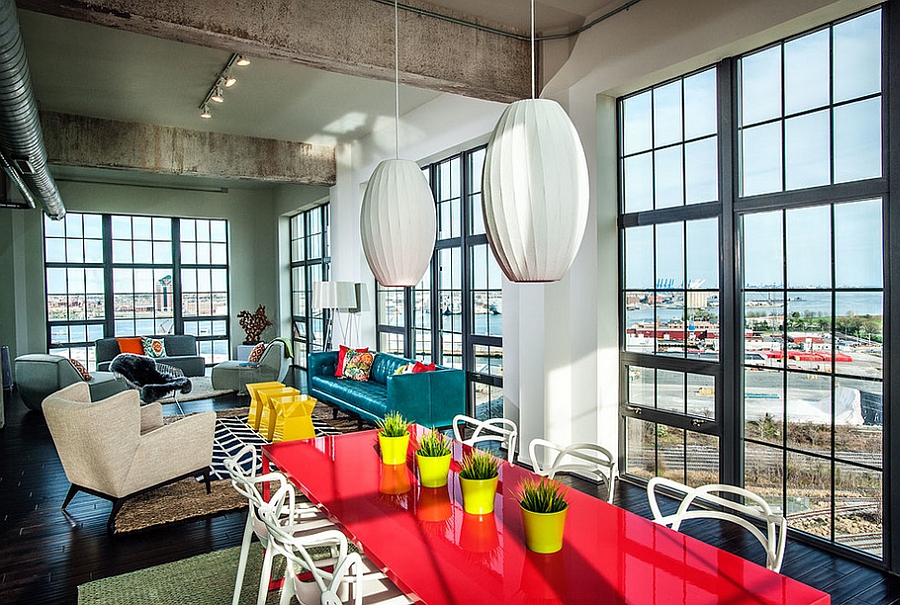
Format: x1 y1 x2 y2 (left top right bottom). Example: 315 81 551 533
482 98 590 283
361 158 437 287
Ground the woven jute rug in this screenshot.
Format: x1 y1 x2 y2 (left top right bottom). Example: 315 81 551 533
112 402 373 534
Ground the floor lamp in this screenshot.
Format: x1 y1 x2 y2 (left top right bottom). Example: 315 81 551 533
312 281 359 349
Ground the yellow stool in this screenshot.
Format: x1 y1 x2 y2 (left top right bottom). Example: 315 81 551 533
269 394 317 442
246 381 284 431
257 386 300 438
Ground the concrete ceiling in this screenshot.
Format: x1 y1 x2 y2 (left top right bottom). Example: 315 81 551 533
16 0 620 189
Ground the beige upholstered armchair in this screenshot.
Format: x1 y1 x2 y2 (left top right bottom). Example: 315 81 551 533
42 382 216 532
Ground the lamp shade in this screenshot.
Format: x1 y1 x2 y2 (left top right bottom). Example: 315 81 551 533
312 281 358 310
361 158 437 287
482 98 589 283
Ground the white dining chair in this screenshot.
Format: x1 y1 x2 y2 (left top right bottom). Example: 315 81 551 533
647 476 787 572
224 444 336 605
452 414 518 462
260 484 412 605
528 438 618 504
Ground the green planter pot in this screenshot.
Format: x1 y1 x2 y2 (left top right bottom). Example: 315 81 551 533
459 475 499 515
416 453 451 488
520 504 568 554
379 432 410 465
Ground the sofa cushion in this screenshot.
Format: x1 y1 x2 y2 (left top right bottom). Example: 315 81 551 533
247 342 266 362
162 335 197 357
69 358 92 381
370 353 413 384
116 337 144 355
141 336 167 358
310 375 388 418
342 351 374 381
335 345 368 377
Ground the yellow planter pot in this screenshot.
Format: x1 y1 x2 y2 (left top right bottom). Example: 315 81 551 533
416 453 451 488
520 505 568 554
459 475 499 515
379 432 410 465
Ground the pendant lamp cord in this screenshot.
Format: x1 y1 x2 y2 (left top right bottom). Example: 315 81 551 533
394 0 400 159
530 0 535 99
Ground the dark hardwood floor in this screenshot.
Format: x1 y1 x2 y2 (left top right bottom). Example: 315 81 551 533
1 385 899 604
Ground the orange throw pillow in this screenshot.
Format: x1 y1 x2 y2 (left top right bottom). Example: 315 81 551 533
116 337 145 355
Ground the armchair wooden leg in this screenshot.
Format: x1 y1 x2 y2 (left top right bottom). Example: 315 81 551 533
202 467 211 494
107 497 126 533
61 484 80 510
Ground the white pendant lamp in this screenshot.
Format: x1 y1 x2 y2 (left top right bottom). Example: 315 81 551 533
481 0 589 283
360 0 436 287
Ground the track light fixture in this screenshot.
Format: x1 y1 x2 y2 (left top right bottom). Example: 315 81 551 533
197 53 250 119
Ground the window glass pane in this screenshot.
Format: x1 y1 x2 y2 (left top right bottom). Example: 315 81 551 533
741 122 782 196
624 226 653 290
623 152 653 213
743 211 783 289
786 205 831 289
684 137 718 204
686 374 715 418
784 29 830 114
785 110 831 190
686 218 718 289
834 199 882 288
740 46 782 126
833 10 882 103
833 97 882 183
653 81 682 147
653 145 684 208
683 69 717 139
655 223 684 290
627 366 654 406
625 417 655 480
657 370 685 413
622 91 652 154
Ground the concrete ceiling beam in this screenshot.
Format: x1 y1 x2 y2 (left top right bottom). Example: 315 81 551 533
17 0 531 103
40 112 336 186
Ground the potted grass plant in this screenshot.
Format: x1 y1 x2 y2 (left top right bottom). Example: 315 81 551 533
458 449 500 514
517 477 569 553
377 411 411 465
415 430 452 488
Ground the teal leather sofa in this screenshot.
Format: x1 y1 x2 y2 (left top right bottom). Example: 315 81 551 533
307 351 465 428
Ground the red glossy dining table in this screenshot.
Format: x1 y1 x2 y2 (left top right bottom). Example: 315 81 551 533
262 426 830 605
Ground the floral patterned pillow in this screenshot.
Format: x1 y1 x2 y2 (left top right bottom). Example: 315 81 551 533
141 336 167 358
341 350 375 381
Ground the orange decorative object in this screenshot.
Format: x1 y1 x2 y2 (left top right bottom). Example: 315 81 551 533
116 337 145 355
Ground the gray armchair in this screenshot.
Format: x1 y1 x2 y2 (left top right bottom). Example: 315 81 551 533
210 340 289 395
42 382 216 532
14 353 128 411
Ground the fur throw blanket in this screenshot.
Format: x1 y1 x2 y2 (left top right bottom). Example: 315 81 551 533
109 353 193 403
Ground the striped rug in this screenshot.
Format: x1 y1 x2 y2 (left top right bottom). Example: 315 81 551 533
208 414 340 481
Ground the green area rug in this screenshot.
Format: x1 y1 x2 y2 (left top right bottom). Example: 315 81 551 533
78 542 283 605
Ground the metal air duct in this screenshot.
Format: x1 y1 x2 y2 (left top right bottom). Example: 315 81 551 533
0 0 64 219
